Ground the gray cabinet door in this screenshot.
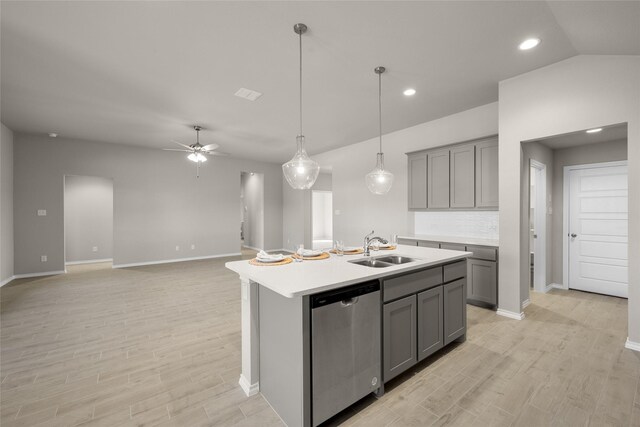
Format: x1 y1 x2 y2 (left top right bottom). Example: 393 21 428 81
475 138 499 208
427 149 450 208
443 279 466 345
383 295 417 382
467 259 497 305
417 287 443 361
450 144 475 208
408 154 427 209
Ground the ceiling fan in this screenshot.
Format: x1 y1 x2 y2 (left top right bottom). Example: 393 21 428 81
163 126 228 177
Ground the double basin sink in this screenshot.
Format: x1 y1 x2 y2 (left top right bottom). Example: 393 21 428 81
349 255 417 268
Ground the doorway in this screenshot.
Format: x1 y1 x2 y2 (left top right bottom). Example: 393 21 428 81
529 160 547 293
240 172 264 252
64 175 113 268
311 190 333 250
565 161 629 298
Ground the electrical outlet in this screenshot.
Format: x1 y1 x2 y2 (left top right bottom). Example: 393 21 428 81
175 245 180 251
335 209 341 215
191 244 195 250
92 246 98 252
37 209 47 216
41 255 47 262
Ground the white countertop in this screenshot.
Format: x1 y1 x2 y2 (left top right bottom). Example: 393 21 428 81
225 245 471 298
397 234 499 247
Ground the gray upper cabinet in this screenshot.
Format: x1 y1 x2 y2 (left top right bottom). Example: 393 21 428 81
427 149 450 208
475 138 499 208
408 153 427 209
449 145 475 208
406 135 498 210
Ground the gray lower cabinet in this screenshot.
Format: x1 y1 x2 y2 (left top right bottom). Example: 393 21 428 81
383 295 417 382
427 149 450 208
467 258 497 306
397 238 419 246
443 279 467 345
475 138 499 208
417 287 443 361
408 153 427 209
449 145 475 208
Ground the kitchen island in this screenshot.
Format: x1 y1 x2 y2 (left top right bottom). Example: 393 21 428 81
226 244 471 426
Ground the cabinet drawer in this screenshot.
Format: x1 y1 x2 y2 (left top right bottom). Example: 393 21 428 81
397 238 418 246
444 260 467 283
440 243 466 251
466 245 497 261
383 267 442 303
417 241 439 249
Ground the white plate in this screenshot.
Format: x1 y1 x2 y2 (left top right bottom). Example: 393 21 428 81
343 246 361 252
256 256 284 263
301 250 322 257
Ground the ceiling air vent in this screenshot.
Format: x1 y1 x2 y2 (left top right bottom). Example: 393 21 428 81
234 88 263 101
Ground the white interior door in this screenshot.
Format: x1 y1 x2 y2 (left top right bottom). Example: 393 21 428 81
568 163 628 298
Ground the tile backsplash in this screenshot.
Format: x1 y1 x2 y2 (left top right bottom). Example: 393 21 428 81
414 211 499 239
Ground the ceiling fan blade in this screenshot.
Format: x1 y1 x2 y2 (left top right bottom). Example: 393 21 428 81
207 151 230 156
201 143 219 151
170 140 194 150
163 148 192 152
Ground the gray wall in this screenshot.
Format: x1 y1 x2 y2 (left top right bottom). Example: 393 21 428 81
522 141 554 299
551 139 628 285
498 55 640 344
304 103 499 249
13 133 283 273
1 123 14 283
241 172 264 250
283 172 332 250
64 175 114 263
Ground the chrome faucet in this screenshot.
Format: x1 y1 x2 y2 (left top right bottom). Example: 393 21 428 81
363 230 388 256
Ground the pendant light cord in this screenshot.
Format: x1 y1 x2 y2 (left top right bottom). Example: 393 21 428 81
378 71 382 154
299 30 303 136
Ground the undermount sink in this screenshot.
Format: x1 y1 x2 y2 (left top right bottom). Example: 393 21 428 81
374 255 416 265
348 258 393 268
349 255 418 268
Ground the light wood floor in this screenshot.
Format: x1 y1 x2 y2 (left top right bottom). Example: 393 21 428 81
1 256 639 426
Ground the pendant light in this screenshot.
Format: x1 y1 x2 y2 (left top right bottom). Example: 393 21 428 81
282 23 320 190
366 66 394 195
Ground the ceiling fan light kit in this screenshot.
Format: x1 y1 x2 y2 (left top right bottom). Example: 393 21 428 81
282 23 320 190
365 66 394 195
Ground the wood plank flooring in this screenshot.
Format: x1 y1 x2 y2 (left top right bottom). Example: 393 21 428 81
1 256 639 426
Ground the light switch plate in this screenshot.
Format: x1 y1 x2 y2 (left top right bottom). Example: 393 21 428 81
37 209 47 216
92 246 98 252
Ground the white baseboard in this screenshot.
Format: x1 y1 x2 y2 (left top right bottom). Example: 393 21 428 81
522 299 531 308
625 338 640 352
113 253 241 269
242 245 262 252
12 270 66 280
496 308 525 320
238 374 259 397
547 283 566 292
66 258 113 266
0 275 16 287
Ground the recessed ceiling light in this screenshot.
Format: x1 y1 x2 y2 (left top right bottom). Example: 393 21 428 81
586 128 602 133
518 38 540 50
234 87 262 101
403 88 416 96
48 133 58 138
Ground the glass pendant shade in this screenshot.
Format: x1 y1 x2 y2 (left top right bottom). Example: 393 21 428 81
187 153 207 163
366 153 394 195
282 135 320 189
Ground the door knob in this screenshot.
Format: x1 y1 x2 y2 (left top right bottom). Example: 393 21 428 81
570 233 577 238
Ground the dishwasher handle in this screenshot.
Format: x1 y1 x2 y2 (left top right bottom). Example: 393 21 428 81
340 297 359 307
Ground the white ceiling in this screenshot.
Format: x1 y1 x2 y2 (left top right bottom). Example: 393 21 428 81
2 1 639 163
533 123 628 150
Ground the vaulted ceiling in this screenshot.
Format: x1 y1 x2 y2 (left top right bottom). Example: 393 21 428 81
2 1 639 162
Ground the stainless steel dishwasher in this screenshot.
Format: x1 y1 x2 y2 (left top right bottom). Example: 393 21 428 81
311 281 381 426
